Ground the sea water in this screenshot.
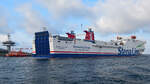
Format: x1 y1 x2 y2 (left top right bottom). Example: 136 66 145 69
0 55 150 84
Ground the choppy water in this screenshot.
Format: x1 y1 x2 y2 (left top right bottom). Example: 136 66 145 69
0 55 150 84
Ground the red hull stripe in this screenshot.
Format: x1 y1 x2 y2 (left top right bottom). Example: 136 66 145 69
32 51 117 54
50 51 117 54
32 51 36 53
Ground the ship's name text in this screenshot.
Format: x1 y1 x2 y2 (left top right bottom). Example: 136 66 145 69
118 47 139 55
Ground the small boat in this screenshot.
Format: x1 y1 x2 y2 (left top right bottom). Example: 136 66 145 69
6 50 29 57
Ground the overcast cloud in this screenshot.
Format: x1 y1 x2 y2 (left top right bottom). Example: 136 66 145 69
0 6 13 44
36 0 94 19
0 6 13 34
36 0 150 34
16 3 51 34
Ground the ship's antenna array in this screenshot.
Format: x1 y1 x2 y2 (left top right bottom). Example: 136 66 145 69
8 33 11 41
81 24 83 29
43 27 47 31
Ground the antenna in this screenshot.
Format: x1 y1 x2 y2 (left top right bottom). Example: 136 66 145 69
43 27 47 31
81 24 83 29
8 33 10 41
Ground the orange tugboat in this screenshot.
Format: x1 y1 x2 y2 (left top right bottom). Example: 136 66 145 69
6 50 29 57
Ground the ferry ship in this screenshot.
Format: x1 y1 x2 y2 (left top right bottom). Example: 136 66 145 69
32 28 146 58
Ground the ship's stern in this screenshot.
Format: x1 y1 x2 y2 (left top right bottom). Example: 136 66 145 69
32 31 50 58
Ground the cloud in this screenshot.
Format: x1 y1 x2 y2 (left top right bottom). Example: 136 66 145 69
0 34 8 42
35 0 150 34
36 0 94 20
0 6 13 34
93 0 150 34
0 18 10 33
16 3 52 34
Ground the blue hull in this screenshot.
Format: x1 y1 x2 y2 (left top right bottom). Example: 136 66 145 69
32 54 138 59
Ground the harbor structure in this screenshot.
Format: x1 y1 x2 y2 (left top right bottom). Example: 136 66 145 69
3 34 15 52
